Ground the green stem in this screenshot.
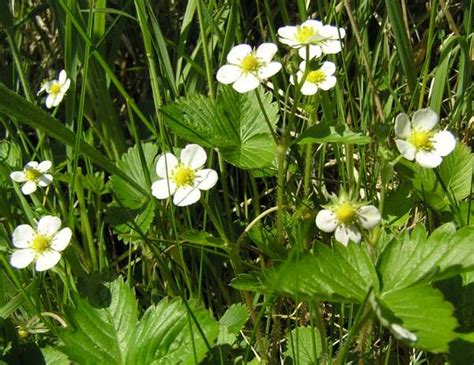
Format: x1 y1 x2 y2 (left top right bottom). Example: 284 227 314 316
196 0 215 99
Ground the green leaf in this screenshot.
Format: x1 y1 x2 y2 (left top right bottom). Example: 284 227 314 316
297 124 371 145
263 244 379 302
60 279 138 365
217 303 249 345
160 86 278 169
376 285 458 353
400 144 473 212
109 143 158 209
60 279 219 364
284 326 322 364
40 346 70 365
107 201 155 244
379 223 474 293
126 298 219 364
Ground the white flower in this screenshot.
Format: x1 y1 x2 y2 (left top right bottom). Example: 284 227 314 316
216 43 282 93
315 196 381 245
10 216 72 271
151 144 218 207
10 160 53 195
394 108 456 168
278 20 345 59
291 61 336 95
38 70 71 109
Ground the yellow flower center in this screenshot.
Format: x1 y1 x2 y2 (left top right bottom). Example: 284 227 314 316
172 165 195 188
241 54 259 72
409 131 433 150
335 203 357 224
30 234 51 253
307 70 326 84
49 82 62 95
296 26 315 43
25 168 41 181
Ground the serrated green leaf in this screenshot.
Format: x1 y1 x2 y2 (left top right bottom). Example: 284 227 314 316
377 285 458 353
217 303 249 345
109 143 157 209
379 223 474 293
263 244 379 302
126 298 219 364
297 124 371 145
160 86 278 169
284 326 322 364
59 279 138 365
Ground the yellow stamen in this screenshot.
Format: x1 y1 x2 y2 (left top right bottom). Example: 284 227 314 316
31 234 51 253
241 54 259 72
296 26 314 43
49 83 62 95
307 70 326 84
335 203 357 224
25 169 41 181
409 131 433 150
172 165 195 188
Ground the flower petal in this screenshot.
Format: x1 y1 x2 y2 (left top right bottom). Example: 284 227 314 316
173 187 201 207
320 61 336 76
45 94 55 109
415 150 442 168
52 94 64 107
12 224 35 248
38 174 53 187
35 250 61 271
156 153 179 178
21 181 37 195
58 70 67 84
195 169 218 190
300 82 318 95
25 161 39 169
278 26 298 45
320 25 345 40
432 131 456 157
227 44 252 64
394 113 411 138
321 39 343 54
37 216 61 237
318 76 336 90
256 43 278 63
37 160 52 173
335 224 361 245
412 108 438 131
181 144 207 169
51 228 72 251
357 205 381 229
10 249 35 269
257 62 282 79
10 171 27 182
151 179 177 199
395 140 416 160
232 74 260 93
298 45 322 59
315 210 338 232
216 65 242 84
62 78 71 93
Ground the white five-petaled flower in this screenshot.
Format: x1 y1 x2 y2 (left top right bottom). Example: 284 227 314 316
278 20 346 59
315 196 381 245
38 70 71 109
10 216 72 271
216 43 282 93
151 144 218 207
394 108 456 168
10 160 53 195
291 61 336 95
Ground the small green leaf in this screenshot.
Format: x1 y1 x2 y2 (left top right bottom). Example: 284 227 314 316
160 86 279 169
297 124 371 145
284 326 322 364
109 143 158 209
379 224 474 293
263 244 379 302
107 201 155 244
377 285 458 353
40 346 70 365
217 304 249 345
